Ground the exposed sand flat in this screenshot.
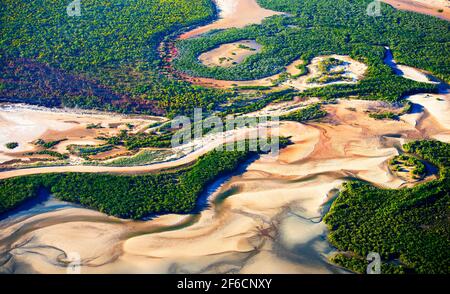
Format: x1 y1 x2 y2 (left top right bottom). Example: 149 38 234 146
381 0 450 21
180 0 285 39
3 97 448 273
0 121 278 180
199 40 262 67
408 93 450 130
395 64 436 83
384 46 439 84
0 104 165 165
0 106 75 153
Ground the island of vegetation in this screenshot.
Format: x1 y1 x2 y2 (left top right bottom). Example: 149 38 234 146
5 142 18 150
1 0 230 117
280 103 327 122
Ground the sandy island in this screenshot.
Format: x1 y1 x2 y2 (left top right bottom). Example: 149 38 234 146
182 55 367 90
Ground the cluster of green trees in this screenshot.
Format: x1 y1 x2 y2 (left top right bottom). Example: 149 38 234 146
324 140 450 273
0 139 290 219
318 58 344 72
280 103 327 122
175 0 447 102
221 89 297 115
369 112 399 120
2 0 447 115
25 150 69 160
5 142 18 150
86 123 103 129
330 253 406 274
389 154 426 178
306 58 349 84
35 139 67 149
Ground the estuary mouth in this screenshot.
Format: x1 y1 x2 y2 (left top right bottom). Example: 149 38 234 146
0 0 449 276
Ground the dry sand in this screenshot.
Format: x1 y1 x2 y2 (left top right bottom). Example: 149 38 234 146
199 40 262 67
180 0 285 39
381 0 450 21
406 92 450 141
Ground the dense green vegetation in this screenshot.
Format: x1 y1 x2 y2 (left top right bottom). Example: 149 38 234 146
324 140 450 274
369 112 399 120
5 142 18 150
280 103 327 122
2 0 215 71
0 0 235 116
0 139 290 219
175 0 447 102
0 148 246 219
95 150 176 167
330 253 406 274
2 0 447 116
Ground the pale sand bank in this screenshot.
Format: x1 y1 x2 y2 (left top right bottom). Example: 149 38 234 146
0 104 165 164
